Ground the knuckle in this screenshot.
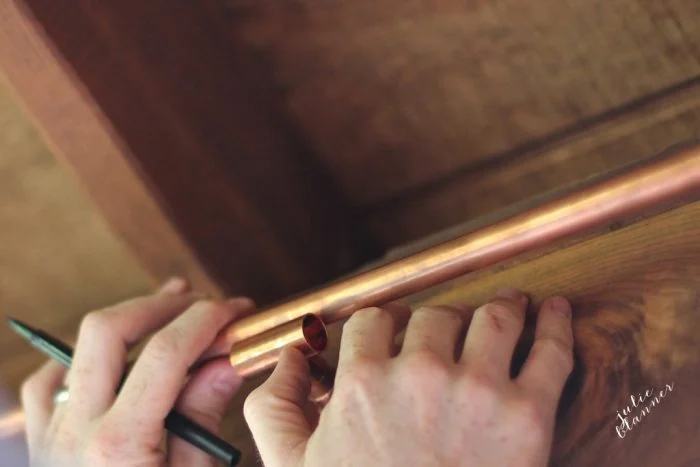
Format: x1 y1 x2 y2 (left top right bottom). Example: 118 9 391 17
479 303 521 334
535 337 574 374
20 375 41 403
346 307 390 329
189 299 229 320
192 298 224 313
79 310 111 337
145 330 182 360
243 387 272 420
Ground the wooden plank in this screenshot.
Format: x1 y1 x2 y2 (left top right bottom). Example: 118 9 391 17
218 199 700 467
0 1 223 297
413 200 700 467
220 0 700 204
367 78 700 246
0 0 378 304
0 80 153 394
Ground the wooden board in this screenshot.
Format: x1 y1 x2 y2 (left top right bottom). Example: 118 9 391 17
0 79 153 394
0 0 379 305
216 199 700 466
3 0 700 304
413 200 700 466
368 78 700 245
0 1 223 298
222 0 700 204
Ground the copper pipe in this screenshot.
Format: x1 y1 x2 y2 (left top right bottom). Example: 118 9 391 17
229 314 328 377
212 145 700 357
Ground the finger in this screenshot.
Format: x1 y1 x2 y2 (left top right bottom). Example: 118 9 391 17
461 289 527 378
169 358 242 467
516 296 574 415
20 360 66 450
109 298 253 442
400 305 468 362
198 298 259 361
157 277 191 295
383 302 413 355
337 304 411 371
67 278 201 419
244 348 312 467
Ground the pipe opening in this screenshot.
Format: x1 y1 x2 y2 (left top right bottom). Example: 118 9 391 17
302 314 328 352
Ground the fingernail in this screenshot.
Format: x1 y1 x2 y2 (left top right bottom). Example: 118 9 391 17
212 366 242 394
495 288 528 305
548 296 571 318
158 277 189 295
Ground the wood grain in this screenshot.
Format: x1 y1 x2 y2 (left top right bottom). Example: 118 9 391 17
367 79 700 245
0 0 223 298
221 0 700 204
0 0 379 304
216 199 700 467
0 79 153 394
414 200 700 466
4 0 700 302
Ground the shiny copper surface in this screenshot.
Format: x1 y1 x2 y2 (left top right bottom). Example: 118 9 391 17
214 145 700 362
229 314 328 377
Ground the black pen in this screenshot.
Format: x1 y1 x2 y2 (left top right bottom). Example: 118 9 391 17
6 317 241 466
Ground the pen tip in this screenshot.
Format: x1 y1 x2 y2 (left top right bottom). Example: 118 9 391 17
6 317 34 338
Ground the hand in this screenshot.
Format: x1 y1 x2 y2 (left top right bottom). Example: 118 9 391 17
245 289 574 467
21 278 254 467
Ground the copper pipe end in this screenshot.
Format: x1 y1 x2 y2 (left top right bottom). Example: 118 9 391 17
229 314 328 378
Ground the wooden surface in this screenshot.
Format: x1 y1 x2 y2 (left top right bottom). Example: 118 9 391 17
0 0 379 305
368 79 700 244
0 79 154 394
414 199 700 467
224 0 700 203
212 198 700 467
1 0 700 465
0 0 227 299
2 0 699 304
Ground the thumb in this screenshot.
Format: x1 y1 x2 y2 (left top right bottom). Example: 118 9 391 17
169 359 243 467
244 347 312 467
